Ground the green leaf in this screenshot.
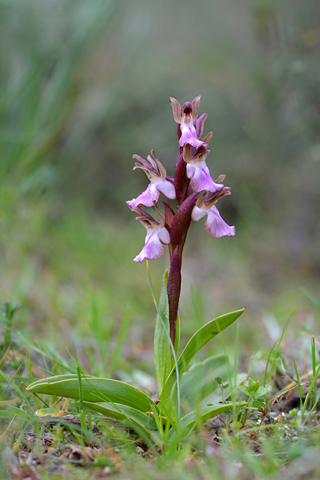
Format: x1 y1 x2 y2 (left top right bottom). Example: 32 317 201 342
27 375 154 412
252 386 268 398
168 402 247 440
82 402 162 447
178 354 229 409
239 378 268 399
215 376 224 385
154 271 172 394
238 385 250 396
82 402 158 430
248 377 260 394
181 402 247 429
160 308 245 401
252 398 265 408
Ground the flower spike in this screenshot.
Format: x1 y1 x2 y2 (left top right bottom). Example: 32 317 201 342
127 94 237 345
126 150 176 208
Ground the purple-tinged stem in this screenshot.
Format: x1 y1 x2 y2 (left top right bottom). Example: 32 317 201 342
167 246 181 345
167 192 199 344
174 154 190 205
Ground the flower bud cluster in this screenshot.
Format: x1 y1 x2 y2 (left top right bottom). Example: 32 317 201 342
127 96 235 264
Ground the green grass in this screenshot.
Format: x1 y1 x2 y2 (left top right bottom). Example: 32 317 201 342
1 298 319 479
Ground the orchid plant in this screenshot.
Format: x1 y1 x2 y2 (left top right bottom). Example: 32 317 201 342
27 96 245 451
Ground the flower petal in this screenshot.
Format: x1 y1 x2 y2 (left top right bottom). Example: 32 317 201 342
126 182 160 208
191 95 201 120
158 227 170 244
156 180 176 200
169 97 182 123
179 124 205 148
186 161 223 193
127 177 176 208
133 228 169 262
191 205 207 222
204 206 235 238
196 113 207 138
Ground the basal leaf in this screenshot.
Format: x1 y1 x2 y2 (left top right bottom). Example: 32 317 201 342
154 271 172 394
160 308 245 401
180 402 247 431
82 402 158 430
179 354 229 409
27 375 154 412
83 402 162 447
178 308 245 369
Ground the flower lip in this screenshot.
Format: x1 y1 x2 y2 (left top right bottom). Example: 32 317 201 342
192 204 235 238
179 124 205 148
183 144 223 194
133 226 170 262
131 205 170 262
191 186 235 238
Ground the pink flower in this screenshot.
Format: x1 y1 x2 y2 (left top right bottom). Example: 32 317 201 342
179 124 204 148
170 96 207 148
191 188 235 238
127 150 176 208
183 143 223 194
128 206 170 262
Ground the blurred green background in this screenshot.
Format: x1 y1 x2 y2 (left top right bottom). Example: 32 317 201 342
1 0 320 359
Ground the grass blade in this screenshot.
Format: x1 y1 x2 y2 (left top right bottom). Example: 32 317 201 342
154 271 171 395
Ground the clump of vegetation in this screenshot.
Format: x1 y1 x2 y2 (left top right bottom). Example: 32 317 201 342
1 97 319 480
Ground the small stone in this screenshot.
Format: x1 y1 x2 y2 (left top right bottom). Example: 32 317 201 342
102 466 111 476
